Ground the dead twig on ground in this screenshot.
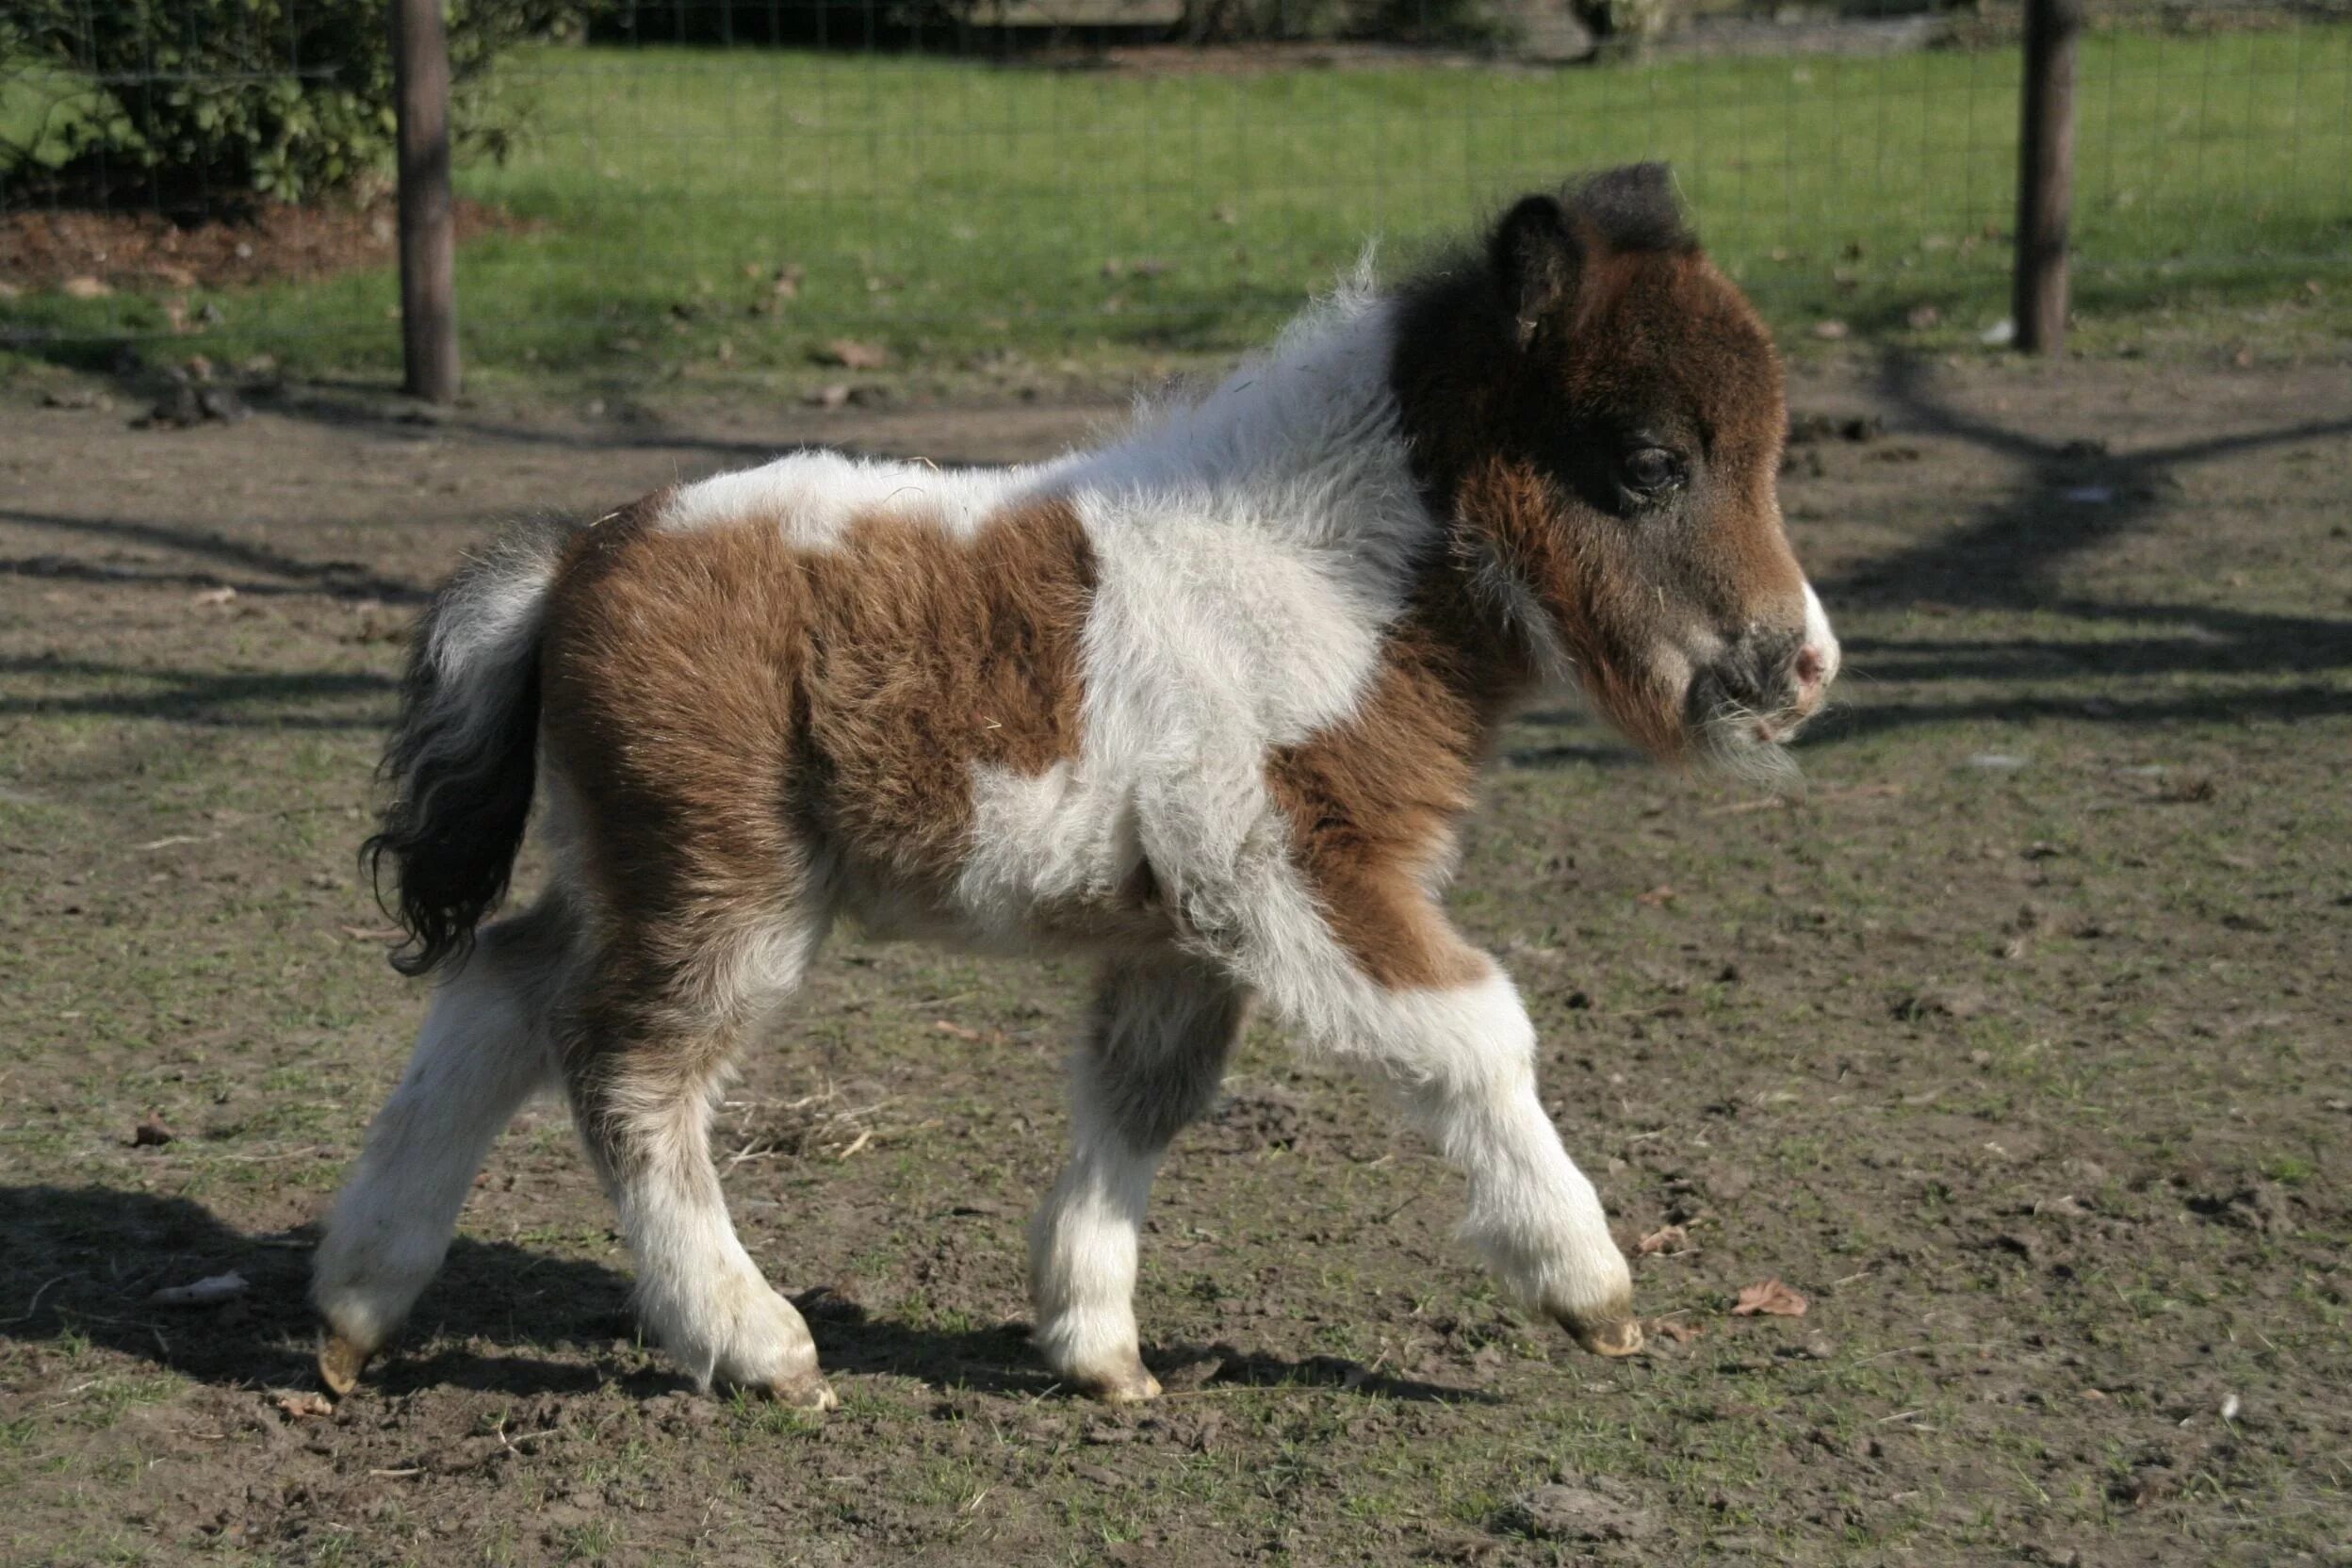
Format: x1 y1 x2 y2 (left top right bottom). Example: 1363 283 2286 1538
1703 782 1907 817
720 1083 893 1168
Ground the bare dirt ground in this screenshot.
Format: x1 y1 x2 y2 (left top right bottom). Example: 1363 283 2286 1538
0 202 533 294
2 350 2348 1567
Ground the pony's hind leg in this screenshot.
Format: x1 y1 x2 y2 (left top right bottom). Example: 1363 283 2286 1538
563 921 836 1407
312 901 573 1392
1029 952 1250 1401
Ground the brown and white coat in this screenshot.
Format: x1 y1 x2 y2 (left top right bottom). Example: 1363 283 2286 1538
314 166 1839 1407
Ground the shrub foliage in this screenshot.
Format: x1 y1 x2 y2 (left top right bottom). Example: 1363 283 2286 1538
1 0 587 208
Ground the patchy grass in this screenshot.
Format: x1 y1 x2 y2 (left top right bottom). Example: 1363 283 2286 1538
5 22 2350 392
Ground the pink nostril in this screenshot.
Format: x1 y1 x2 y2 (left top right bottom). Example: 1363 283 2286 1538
1794 645 1825 688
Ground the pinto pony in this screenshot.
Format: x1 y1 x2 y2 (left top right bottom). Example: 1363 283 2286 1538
314 166 1839 1408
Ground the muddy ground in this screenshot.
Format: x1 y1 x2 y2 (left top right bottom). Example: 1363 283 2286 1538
1 349 2347 1566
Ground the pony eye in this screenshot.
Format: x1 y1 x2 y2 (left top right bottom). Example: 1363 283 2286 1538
1622 447 1683 496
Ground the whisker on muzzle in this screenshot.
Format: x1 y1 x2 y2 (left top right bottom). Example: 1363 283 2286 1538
1698 698 1807 796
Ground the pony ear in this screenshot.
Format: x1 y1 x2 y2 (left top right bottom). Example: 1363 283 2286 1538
1488 194 1584 350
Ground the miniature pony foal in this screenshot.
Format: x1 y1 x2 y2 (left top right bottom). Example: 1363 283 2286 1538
314 165 1839 1408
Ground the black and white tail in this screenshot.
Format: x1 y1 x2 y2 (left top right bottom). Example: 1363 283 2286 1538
365 519 577 976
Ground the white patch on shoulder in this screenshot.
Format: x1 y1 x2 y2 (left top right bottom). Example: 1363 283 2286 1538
934 283 1438 951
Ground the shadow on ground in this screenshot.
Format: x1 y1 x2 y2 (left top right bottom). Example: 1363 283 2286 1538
1 506 431 603
0 1186 1488 1404
1798 351 2352 740
0 654 396 729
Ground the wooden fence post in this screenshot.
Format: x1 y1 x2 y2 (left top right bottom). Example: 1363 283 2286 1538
2013 0 2083 354
392 0 459 401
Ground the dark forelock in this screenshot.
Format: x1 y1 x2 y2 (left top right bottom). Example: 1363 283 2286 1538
1565 164 1696 255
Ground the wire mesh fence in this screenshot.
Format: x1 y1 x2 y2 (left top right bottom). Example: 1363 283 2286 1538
3 0 2347 382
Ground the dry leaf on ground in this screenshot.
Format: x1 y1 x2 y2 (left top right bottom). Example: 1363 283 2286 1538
1731 1278 1809 1316
1636 1224 1690 1256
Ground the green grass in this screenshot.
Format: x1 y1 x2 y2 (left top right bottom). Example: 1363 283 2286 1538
5 22 2349 387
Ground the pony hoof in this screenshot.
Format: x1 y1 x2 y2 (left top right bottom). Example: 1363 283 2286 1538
318 1333 372 1396
767 1373 840 1412
1074 1364 1162 1404
1565 1315 1645 1358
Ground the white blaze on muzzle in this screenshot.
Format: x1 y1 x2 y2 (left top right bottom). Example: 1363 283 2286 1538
1797 580 1840 706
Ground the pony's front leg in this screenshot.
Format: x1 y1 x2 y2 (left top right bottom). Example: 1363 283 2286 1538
1244 898 1641 1357
1028 953 1250 1401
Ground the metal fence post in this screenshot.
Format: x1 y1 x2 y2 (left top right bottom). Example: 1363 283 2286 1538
2013 0 2083 354
393 0 460 401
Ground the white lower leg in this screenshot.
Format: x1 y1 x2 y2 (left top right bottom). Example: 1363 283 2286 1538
1413 1071 1631 1327
313 967 551 1359
1029 1106 1162 1400
611 1102 831 1404
1376 976 1637 1348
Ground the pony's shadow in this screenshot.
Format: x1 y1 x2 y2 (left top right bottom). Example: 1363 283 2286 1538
0 1186 1488 1405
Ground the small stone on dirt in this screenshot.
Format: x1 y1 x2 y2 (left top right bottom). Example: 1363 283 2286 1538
148 1270 248 1307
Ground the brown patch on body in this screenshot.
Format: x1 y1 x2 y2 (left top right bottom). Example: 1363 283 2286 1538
538 493 1098 975
1265 623 1494 993
800 499 1096 884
